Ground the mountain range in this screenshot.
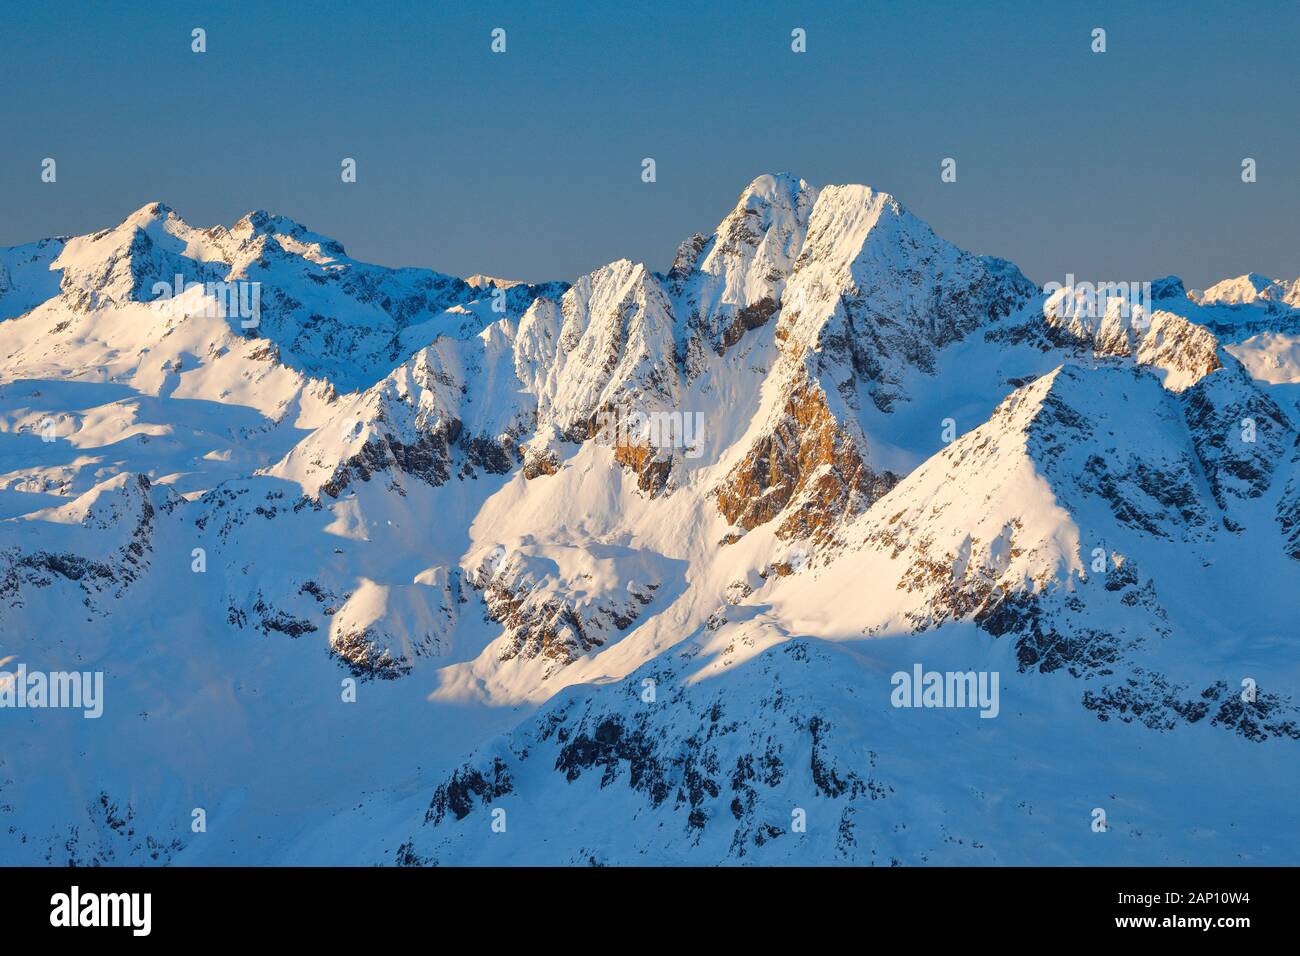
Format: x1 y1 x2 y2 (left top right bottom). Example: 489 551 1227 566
2 173 1298 865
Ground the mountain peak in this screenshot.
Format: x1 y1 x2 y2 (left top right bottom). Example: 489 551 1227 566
4 173 1300 868
737 172 814 205
1194 272 1291 307
236 208 303 233
230 209 348 259
117 201 181 231
1150 275 1186 300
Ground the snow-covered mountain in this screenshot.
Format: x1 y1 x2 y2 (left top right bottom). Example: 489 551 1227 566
1 177 1296 867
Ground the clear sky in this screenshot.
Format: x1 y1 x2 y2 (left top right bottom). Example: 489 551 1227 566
2 0 1297 289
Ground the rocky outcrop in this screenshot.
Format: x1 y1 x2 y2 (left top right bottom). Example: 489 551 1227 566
468 551 661 678
717 373 898 542
0 473 162 617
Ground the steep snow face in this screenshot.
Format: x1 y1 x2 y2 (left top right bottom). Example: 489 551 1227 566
267 320 533 498
0 238 68 321
668 173 819 367
1 177 1298 868
51 203 224 313
537 259 680 435
691 174 817 311
777 185 1035 401
713 184 1037 546
512 259 687 491
782 365 1213 642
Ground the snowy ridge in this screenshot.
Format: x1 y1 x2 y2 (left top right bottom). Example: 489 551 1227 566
0 178 1297 866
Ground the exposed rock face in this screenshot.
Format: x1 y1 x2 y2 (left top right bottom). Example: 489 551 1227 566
716 184 1034 544
2 178 1299 868
424 758 514 827
1279 462 1300 560
668 173 818 373
16 790 187 866
609 432 675 497
402 640 898 865
1135 312 1224 384
271 336 532 499
467 549 660 679
0 473 163 613
327 572 466 680
997 297 1226 387
1179 360 1293 516
319 421 473 498
717 373 898 543
1083 675 1300 740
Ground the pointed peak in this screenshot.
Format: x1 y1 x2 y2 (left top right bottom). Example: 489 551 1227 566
738 172 814 204
1150 275 1186 300
119 201 178 229
235 209 307 235
231 209 346 257
709 174 819 249
1193 273 1286 306
817 181 901 210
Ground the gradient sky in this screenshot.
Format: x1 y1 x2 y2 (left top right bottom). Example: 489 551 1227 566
2 0 1297 290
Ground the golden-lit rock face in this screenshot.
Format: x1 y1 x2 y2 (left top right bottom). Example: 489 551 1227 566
612 440 673 496
719 296 778 351
716 372 897 544
521 448 559 479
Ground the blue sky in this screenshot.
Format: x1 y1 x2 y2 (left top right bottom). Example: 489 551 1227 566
2 0 1297 288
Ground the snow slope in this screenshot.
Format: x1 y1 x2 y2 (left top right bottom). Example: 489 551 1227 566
0 182 1296 866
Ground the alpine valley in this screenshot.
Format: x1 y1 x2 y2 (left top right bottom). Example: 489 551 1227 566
1 174 1297 866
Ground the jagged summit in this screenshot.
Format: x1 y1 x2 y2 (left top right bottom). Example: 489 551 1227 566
743 170 811 195
119 200 176 226
1 176 1298 865
113 201 324 242
1192 272 1300 311
1195 272 1283 304
0 200 571 393
229 208 348 258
